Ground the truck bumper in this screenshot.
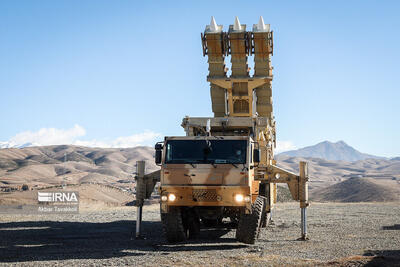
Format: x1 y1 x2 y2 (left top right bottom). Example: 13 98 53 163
160 185 252 213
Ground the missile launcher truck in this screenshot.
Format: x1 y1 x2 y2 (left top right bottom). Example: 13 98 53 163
135 16 309 244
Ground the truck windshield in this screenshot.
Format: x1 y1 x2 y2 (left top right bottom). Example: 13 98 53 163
165 140 247 164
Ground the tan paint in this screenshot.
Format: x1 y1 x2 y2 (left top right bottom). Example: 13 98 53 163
160 185 252 213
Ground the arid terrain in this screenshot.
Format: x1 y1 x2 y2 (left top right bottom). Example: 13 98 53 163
0 202 399 266
1 145 399 205
0 145 157 206
0 145 399 266
0 145 157 190
275 155 400 202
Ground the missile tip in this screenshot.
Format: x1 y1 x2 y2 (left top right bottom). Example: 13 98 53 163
254 16 269 32
233 16 241 31
209 16 218 32
258 16 266 31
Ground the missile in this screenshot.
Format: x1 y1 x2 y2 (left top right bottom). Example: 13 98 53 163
233 16 241 31
253 16 270 32
210 16 218 32
258 16 266 31
206 16 222 33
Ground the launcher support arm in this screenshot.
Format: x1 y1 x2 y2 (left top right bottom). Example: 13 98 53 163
256 161 309 240
256 161 309 207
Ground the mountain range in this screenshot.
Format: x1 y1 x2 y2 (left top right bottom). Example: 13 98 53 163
0 141 399 203
0 145 157 190
279 140 383 161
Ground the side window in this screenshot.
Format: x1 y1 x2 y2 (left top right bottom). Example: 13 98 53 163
166 143 172 162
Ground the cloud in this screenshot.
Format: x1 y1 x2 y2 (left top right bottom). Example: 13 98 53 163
74 131 161 148
1 125 293 152
275 140 296 153
1 125 161 148
4 125 86 148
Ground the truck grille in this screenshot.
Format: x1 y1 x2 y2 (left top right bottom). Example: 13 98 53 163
192 189 218 202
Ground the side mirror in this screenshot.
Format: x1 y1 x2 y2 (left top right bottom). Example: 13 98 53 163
155 143 163 165
253 149 260 163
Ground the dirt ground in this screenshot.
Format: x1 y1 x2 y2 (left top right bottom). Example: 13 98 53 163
0 202 399 266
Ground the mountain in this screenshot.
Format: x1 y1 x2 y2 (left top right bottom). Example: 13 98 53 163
1 144 399 203
279 140 382 162
275 154 399 192
0 145 158 190
312 177 400 202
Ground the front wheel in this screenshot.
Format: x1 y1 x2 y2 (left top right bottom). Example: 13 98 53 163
236 196 265 244
161 207 187 243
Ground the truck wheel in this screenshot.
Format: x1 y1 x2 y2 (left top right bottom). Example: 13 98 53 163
186 210 200 239
161 207 187 243
236 196 265 244
260 197 271 228
260 211 271 228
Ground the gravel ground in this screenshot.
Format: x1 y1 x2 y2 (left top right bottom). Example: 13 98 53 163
0 202 399 266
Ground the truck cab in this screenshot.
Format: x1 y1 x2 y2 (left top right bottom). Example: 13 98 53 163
157 136 258 215
153 117 270 243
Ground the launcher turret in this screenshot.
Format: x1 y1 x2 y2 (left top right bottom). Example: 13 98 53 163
200 16 309 239
200 16 276 168
202 16 273 119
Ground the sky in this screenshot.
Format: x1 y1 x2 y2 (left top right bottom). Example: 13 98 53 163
0 1 399 156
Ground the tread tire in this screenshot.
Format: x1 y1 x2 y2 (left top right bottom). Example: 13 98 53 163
260 198 271 228
161 207 187 243
236 196 265 244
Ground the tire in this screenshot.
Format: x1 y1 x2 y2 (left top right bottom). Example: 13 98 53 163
260 197 271 228
161 207 187 243
236 196 265 244
186 210 200 239
260 211 271 228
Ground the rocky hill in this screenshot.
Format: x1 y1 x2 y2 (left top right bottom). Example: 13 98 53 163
0 145 158 190
312 177 400 202
279 140 382 161
275 154 400 194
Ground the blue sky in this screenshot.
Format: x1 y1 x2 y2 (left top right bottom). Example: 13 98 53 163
0 1 399 156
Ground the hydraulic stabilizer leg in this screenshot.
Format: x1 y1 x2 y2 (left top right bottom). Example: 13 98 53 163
299 161 309 240
301 207 307 239
135 161 146 239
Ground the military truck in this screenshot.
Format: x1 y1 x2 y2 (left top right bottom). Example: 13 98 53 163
135 16 309 244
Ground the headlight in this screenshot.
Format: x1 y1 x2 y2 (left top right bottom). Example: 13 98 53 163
161 195 168 202
235 194 244 202
168 194 176 202
244 196 251 202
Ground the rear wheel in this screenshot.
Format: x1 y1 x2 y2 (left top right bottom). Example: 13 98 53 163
161 207 187 243
260 197 271 228
236 196 265 244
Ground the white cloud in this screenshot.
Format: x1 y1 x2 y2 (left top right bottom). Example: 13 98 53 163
4 125 86 148
1 125 161 148
1 126 292 152
275 140 296 153
74 131 161 148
